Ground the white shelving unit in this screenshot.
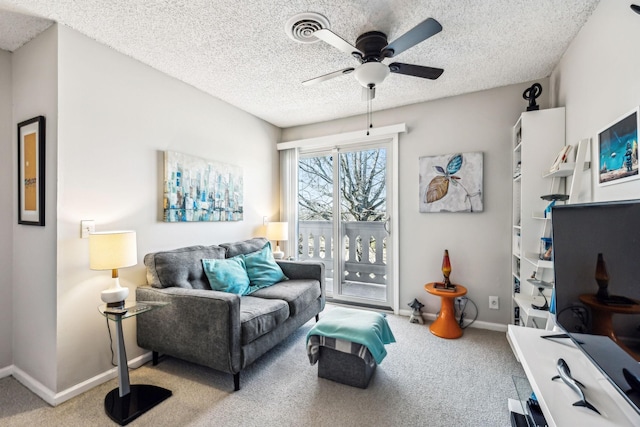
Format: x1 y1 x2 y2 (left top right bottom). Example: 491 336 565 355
511 108 565 328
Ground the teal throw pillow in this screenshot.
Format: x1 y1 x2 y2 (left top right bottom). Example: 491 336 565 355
202 257 251 295
244 242 288 293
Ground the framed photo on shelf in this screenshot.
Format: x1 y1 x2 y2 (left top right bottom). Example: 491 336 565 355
17 116 46 226
597 107 639 186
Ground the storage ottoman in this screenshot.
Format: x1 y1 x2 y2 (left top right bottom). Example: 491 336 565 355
318 343 376 388
306 307 395 388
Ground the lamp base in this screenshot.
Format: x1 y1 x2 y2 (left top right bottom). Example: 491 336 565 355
106 300 126 308
101 278 129 309
272 251 284 260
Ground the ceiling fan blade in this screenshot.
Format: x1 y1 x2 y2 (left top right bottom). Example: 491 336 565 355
383 18 442 58
361 86 376 101
313 29 364 57
389 63 443 80
302 68 355 86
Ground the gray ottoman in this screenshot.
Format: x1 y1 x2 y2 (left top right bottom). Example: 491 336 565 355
318 345 376 388
306 307 395 389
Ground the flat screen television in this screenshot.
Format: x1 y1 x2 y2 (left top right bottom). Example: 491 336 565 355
552 199 640 415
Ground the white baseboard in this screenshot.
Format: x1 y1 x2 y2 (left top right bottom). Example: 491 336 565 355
0 365 13 378
8 352 152 406
397 309 508 332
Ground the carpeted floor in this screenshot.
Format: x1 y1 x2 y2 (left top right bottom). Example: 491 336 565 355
0 309 525 426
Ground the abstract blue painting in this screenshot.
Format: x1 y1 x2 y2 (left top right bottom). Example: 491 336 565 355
163 150 243 222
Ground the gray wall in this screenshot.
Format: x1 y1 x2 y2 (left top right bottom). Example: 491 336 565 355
53 26 281 392
11 25 58 392
0 49 12 369
551 0 640 202
283 81 550 325
3 23 281 397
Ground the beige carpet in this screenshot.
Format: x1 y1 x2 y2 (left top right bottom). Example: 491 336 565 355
0 310 525 426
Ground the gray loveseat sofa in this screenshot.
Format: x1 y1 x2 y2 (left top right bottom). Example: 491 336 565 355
136 237 325 390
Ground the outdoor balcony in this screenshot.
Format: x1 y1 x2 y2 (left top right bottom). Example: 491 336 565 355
297 220 387 301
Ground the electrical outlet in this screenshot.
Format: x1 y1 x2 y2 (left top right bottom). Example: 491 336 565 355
81 220 95 239
489 296 499 310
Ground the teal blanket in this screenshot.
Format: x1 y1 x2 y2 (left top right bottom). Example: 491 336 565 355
306 307 396 364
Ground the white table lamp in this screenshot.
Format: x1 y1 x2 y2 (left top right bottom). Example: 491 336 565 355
89 230 137 308
266 222 288 259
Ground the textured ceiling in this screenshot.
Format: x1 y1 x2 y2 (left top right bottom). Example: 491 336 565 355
0 1 600 128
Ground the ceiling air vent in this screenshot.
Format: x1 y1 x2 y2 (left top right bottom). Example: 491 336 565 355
285 12 330 43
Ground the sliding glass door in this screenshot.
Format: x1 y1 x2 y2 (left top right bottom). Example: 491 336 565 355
297 142 393 309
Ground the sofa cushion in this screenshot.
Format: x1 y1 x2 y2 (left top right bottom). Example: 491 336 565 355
221 237 269 258
250 279 321 316
144 245 226 289
202 257 251 295
244 243 288 293
240 296 290 345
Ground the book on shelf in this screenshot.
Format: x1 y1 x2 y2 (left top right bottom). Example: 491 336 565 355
549 144 573 173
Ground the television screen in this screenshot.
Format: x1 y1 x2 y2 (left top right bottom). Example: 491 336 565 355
552 200 640 415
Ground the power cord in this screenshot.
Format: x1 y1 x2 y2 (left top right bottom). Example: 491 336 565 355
105 317 117 367
455 296 478 329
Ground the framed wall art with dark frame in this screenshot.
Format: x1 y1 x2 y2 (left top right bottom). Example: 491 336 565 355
17 116 46 226
597 107 639 186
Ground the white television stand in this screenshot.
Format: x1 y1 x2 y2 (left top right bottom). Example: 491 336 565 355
507 325 640 426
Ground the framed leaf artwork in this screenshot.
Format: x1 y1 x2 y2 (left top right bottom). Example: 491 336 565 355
419 152 483 213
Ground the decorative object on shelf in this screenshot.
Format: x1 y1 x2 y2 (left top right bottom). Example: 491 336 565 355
595 252 610 300
531 286 549 311
441 249 452 287
552 358 601 414
89 230 138 308
597 106 639 186
549 145 573 173
266 221 288 259
17 116 46 226
513 161 521 179
631 4 640 15
419 152 483 213
539 237 552 261
522 83 542 111
408 298 424 324
163 150 243 222
540 194 569 202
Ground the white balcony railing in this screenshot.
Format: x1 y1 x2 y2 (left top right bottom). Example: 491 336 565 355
298 220 387 286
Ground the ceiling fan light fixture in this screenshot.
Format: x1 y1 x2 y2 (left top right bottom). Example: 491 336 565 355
354 62 390 88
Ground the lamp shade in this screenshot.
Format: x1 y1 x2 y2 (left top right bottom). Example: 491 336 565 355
266 222 288 242
89 231 138 270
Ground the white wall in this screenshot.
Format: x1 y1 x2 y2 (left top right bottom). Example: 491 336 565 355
283 81 549 325
54 25 281 391
11 25 59 391
551 0 640 202
0 49 12 369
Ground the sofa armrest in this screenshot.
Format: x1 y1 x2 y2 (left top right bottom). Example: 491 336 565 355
136 286 242 374
276 260 325 308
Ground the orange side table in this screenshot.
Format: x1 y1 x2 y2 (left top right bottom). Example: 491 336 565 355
424 283 467 339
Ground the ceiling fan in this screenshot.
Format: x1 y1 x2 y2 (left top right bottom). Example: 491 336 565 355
303 18 444 99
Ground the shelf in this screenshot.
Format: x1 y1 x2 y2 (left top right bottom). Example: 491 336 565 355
507 325 640 426
513 224 522 230
527 278 553 288
524 253 553 269
532 212 550 220
543 161 591 179
513 294 549 321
